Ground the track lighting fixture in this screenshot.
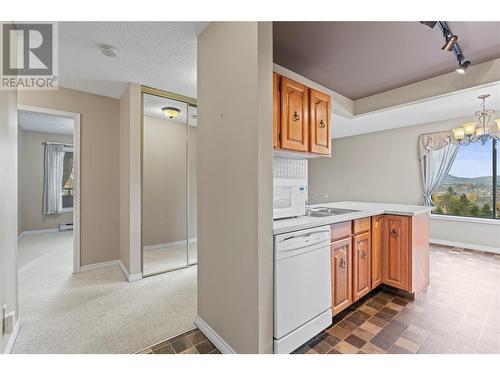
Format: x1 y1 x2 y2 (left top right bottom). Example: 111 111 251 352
456 59 471 74
441 35 458 51
420 21 437 29
420 21 471 74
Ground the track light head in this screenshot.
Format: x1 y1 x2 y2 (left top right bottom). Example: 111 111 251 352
456 60 471 74
441 35 458 51
420 21 438 28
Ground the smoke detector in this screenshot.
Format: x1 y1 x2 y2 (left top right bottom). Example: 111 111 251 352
101 45 119 58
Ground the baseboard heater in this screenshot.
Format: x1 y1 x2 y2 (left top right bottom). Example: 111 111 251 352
59 223 73 232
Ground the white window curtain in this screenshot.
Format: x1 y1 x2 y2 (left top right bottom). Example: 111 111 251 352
43 143 65 214
419 131 460 206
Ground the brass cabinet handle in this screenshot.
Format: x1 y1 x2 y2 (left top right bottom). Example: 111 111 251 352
391 229 398 238
292 111 300 121
319 119 326 128
361 250 367 259
339 257 346 270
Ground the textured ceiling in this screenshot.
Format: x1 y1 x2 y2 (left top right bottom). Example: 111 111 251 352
57 22 205 99
18 110 74 135
273 21 500 100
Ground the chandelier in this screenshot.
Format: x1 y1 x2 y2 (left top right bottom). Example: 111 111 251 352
452 94 500 145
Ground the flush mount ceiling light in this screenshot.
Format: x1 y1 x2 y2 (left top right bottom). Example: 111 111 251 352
452 94 500 145
162 106 180 119
101 45 119 58
420 21 471 74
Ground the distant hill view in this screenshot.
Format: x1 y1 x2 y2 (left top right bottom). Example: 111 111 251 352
433 173 499 218
442 174 497 186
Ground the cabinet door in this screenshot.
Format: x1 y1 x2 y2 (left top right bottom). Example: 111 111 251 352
371 215 382 289
353 232 371 301
331 237 352 316
309 89 331 155
280 77 309 152
382 215 410 291
273 72 280 149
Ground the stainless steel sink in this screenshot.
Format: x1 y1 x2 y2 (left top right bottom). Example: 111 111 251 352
305 207 360 217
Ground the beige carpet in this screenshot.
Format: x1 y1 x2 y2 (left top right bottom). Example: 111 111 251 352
13 231 197 354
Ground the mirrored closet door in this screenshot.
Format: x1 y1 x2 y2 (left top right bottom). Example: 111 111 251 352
142 91 197 276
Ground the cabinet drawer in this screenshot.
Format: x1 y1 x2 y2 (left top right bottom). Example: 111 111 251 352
331 221 351 241
353 217 370 234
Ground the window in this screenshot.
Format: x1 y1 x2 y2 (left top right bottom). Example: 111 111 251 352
432 139 498 219
62 151 74 209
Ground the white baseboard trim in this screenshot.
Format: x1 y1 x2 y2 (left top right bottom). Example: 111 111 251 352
194 316 236 354
144 238 197 251
118 260 143 282
430 238 500 255
79 259 143 282
18 228 59 239
79 259 121 273
3 318 20 354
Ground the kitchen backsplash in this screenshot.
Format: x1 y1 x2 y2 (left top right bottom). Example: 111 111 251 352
273 157 308 181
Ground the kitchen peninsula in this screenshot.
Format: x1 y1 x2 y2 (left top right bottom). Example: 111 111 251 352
273 201 432 353
274 201 432 299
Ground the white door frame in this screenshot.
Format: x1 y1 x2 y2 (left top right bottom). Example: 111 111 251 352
17 104 81 274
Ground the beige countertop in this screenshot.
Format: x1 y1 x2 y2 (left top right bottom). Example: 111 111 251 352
273 201 433 235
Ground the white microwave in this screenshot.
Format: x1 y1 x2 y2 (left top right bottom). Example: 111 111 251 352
273 179 307 220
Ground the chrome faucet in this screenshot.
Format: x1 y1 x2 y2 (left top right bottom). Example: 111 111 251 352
305 193 328 207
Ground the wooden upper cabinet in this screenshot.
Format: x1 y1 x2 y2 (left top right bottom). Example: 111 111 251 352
331 237 352 316
309 89 331 155
280 77 309 152
382 215 410 292
273 72 280 149
273 73 331 156
371 215 383 289
352 232 371 301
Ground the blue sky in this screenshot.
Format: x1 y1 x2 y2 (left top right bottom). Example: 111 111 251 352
448 140 493 178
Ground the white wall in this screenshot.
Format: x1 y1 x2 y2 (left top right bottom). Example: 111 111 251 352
118 83 142 276
309 117 500 252
197 22 273 354
0 89 19 353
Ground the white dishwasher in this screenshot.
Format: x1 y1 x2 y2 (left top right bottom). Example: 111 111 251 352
273 225 332 354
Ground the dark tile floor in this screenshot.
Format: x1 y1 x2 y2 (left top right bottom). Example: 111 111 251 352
138 244 500 354
137 328 220 354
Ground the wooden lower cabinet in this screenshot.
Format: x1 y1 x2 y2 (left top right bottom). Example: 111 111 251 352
331 237 352 315
352 232 371 301
382 215 410 291
371 215 382 289
330 213 429 316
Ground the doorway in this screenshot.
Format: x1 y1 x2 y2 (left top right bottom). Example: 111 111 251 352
141 88 197 276
17 105 81 273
